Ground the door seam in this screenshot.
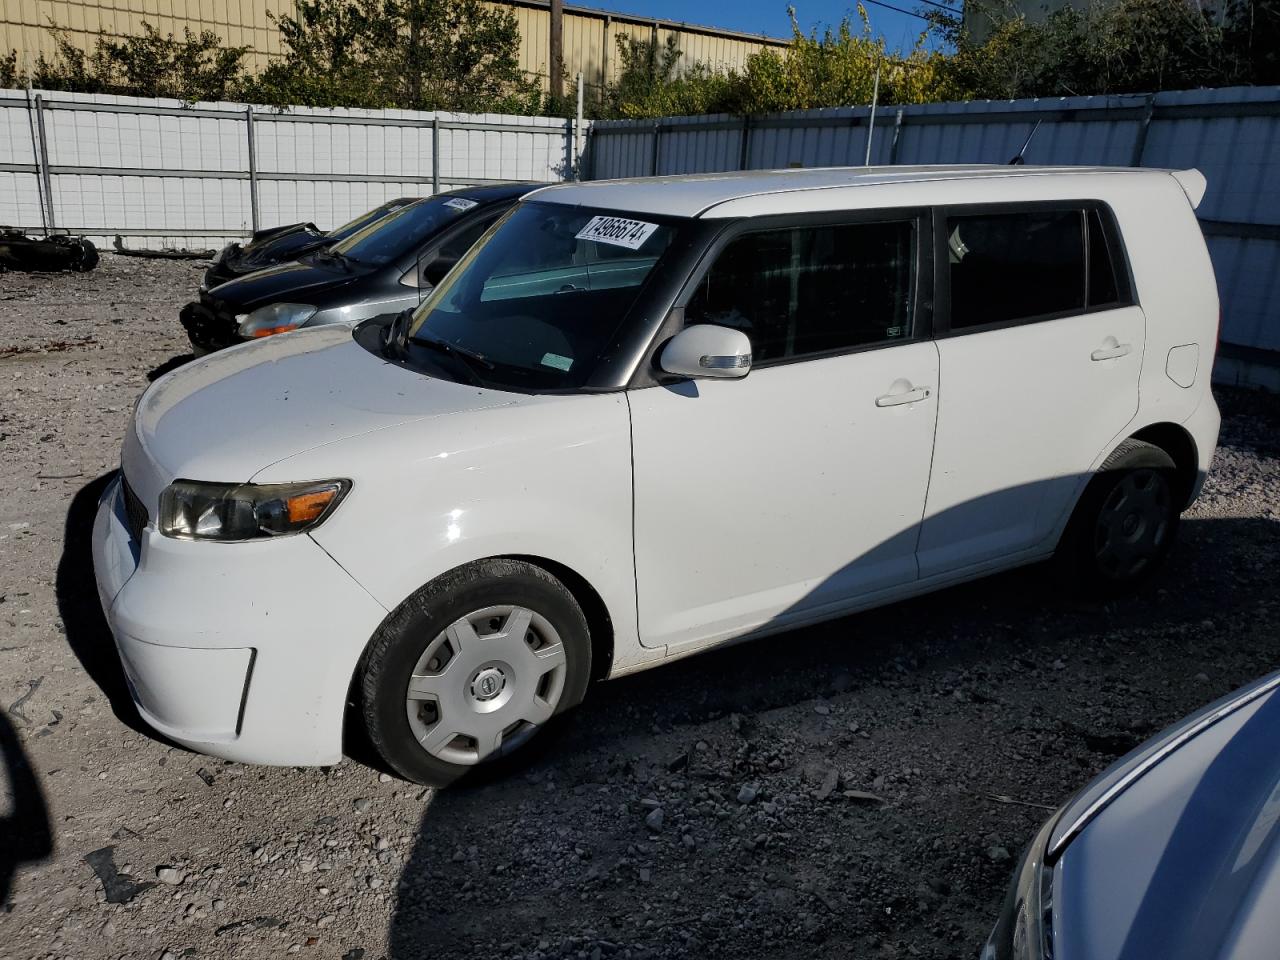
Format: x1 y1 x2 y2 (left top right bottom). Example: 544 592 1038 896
911 340 943 566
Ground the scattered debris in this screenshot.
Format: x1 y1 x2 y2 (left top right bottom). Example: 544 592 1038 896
7 676 43 725
985 793 1057 811
112 236 214 260
84 847 156 904
214 916 284 937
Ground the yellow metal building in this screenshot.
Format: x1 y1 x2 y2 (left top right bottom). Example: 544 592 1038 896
2 0 788 97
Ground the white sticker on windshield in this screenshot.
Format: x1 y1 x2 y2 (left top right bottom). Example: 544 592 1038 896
443 197 479 212
541 352 574 371
575 215 659 250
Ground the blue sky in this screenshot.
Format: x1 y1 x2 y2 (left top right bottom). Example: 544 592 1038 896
585 1 958 54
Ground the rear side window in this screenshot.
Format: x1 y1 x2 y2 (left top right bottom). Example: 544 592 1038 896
944 205 1132 331
946 209 1084 329
684 219 915 363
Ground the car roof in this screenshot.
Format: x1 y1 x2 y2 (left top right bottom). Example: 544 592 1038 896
527 165 1174 218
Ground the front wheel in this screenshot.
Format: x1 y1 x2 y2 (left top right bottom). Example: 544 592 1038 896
1058 438 1180 595
359 559 592 786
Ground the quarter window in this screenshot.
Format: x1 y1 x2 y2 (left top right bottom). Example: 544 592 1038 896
684 220 915 363
1087 208 1123 309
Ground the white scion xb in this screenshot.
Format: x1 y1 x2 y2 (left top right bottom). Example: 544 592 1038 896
93 166 1221 784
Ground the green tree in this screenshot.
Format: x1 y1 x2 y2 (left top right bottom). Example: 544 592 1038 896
606 34 743 118
243 0 542 113
0 50 18 88
935 0 1240 99
30 24 247 101
736 7 952 112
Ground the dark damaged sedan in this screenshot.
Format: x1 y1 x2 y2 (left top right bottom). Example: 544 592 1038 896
181 183 535 354
202 196 417 290
984 670 1280 960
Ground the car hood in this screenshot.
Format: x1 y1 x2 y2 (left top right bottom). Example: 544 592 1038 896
207 257 370 306
1052 673 1280 960
124 325 521 508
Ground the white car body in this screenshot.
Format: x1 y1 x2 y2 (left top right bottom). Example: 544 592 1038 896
92 165 1221 766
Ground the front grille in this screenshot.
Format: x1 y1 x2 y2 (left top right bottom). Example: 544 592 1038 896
180 294 242 352
121 476 148 542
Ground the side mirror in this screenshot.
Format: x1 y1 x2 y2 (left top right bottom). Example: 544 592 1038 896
659 324 752 379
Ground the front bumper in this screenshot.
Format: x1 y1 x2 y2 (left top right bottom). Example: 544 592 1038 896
92 476 388 765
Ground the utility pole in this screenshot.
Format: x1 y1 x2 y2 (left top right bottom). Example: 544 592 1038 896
550 0 564 102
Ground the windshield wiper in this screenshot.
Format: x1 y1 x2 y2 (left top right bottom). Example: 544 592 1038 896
409 333 495 383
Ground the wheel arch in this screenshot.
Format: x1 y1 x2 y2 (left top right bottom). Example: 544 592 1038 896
1128 421 1199 509
500 553 616 682
342 553 617 752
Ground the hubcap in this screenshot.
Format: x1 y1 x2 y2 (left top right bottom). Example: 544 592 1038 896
1094 469 1171 580
404 605 567 765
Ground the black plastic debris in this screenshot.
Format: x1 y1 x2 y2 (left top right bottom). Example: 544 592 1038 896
112 236 214 260
84 846 156 904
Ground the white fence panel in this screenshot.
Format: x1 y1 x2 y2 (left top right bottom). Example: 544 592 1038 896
0 90 581 251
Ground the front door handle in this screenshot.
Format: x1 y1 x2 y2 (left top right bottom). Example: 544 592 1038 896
1091 341 1132 362
875 385 932 407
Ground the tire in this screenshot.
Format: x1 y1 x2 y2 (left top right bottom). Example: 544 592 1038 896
1058 438 1180 595
359 559 592 786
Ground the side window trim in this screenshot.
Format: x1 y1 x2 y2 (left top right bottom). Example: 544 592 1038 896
1086 204 1136 309
934 199 1136 339
659 207 933 372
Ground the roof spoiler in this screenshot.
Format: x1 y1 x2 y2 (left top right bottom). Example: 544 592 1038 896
1171 169 1207 209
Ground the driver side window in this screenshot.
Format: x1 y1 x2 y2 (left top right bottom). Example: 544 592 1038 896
684 219 915 364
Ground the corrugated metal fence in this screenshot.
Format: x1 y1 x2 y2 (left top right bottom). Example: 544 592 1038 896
0 89 582 251
588 86 1280 385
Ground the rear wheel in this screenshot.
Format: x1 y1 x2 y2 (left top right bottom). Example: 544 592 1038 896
359 559 591 785
1059 438 1180 594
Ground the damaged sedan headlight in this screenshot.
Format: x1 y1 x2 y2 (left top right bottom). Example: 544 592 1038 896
236 302 317 339
981 814 1058 960
158 479 350 541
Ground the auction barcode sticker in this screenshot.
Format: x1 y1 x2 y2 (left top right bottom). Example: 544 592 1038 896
443 197 479 212
575 215 659 250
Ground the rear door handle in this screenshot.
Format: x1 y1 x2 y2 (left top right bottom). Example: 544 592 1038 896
1091 342 1132 361
875 386 932 407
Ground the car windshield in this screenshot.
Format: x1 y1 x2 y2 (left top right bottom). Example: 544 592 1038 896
328 195 482 266
324 198 413 241
405 202 680 390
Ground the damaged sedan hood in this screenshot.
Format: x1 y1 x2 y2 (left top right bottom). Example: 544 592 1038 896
207 256 368 306
125 326 519 507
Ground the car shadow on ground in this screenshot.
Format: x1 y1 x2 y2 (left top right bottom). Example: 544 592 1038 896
0 708 54 910
54 472 158 740
384 513 1280 959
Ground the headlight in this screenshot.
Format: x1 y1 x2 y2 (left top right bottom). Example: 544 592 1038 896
158 479 350 541
236 302 317 339
981 814 1058 960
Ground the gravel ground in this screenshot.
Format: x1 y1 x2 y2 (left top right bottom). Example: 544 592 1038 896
1 256 1278 960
